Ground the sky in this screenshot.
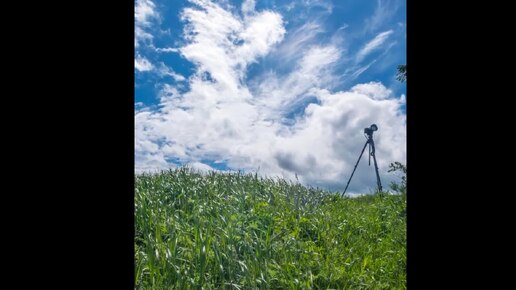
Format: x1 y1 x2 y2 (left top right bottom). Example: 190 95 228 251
135 0 406 195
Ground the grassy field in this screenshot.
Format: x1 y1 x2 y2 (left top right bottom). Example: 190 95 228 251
135 167 406 289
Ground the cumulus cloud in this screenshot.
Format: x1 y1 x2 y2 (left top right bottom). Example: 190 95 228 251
135 0 406 194
135 55 154 72
351 82 392 100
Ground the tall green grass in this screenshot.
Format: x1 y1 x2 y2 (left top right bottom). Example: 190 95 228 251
135 167 406 289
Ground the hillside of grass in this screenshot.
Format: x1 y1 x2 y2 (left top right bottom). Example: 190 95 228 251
135 167 406 289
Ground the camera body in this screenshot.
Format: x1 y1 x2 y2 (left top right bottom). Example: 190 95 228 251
364 124 378 136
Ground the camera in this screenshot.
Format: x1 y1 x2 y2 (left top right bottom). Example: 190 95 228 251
364 124 378 136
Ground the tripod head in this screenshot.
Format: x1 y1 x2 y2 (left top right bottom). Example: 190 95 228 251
364 124 378 165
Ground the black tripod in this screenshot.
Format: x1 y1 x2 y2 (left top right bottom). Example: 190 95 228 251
342 124 382 196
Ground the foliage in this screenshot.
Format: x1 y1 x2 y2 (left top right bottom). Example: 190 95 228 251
135 167 406 289
396 65 407 83
388 162 407 195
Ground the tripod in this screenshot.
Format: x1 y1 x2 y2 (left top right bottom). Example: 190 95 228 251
342 124 382 196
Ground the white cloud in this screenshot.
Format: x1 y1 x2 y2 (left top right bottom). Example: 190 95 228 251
135 27 153 49
135 0 159 49
356 30 393 63
135 55 154 72
177 0 285 96
135 0 406 194
351 82 392 100
135 0 158 27
188 162 216 172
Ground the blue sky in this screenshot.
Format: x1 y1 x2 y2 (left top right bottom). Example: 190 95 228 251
135 0 406 194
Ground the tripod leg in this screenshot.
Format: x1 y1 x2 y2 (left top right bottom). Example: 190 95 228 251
370 140 383 192
342 140 369 196
368 143 371 166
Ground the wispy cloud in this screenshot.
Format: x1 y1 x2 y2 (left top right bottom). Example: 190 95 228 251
364 0 402 33
270 21 326 65
253 44 342 116
241 0 256 15
155 47 179 53
356 30 393 63
156 62 185 81
280 0 334 22
306 0 333 14
135 0 406 194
